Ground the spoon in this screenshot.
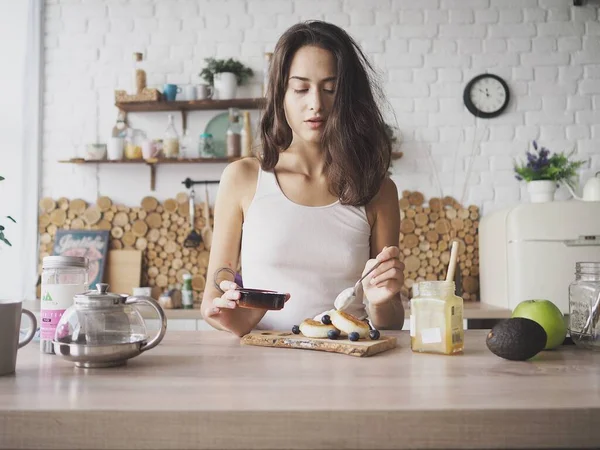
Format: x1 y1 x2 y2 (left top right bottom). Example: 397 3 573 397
334 260 382 312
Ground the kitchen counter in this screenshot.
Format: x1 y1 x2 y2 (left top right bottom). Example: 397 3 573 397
24 300 512 320
1 331 599 450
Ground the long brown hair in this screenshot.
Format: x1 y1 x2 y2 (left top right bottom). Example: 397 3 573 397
259 20 392 207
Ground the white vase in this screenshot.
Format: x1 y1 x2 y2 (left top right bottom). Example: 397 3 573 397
527 180 557 203
213 72 237 100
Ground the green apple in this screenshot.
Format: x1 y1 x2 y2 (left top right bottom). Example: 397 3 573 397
511 300 567 350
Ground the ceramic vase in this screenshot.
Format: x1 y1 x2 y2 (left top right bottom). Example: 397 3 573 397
527 180 557 203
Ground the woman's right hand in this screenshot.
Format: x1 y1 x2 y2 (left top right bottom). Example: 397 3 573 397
204 280 241 318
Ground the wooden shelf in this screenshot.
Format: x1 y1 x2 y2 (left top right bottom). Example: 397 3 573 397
116 98 266 133
59 157 236 165
59 157 237 190
59 153 403 191
116 98 266 113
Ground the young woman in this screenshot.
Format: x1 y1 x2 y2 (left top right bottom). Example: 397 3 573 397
201 20 405 336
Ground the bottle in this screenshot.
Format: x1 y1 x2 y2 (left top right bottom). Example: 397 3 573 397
569 262 600 350
182 274 193 310
226 108 241 158
163 114 179 158
40 256 89 354
263 52 273 97
112 111 128 138
241 111 252 158
131 52 146 95
180 129 194 159
410 280 464 355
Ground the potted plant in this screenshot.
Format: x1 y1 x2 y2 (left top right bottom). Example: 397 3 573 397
199 58 254 100
514 141 586 203
0 176 16 246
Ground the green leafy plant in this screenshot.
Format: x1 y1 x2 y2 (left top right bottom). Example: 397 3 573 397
514 141 586 189
0 176 16 246
199 58 254 86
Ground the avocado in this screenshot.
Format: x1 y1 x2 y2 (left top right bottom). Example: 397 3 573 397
486 318 547 361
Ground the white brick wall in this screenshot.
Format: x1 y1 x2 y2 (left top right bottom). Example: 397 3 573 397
42 0 600 215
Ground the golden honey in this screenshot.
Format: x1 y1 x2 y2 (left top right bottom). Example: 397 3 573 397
410 281 464 355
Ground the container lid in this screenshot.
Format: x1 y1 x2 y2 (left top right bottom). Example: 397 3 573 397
200 133 213 138
74 283 125 308
43 256 88 269
183 273 192 280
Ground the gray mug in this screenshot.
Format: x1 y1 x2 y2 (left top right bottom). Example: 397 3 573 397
0 301 37 376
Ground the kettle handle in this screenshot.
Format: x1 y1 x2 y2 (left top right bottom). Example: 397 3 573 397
126 296 167 353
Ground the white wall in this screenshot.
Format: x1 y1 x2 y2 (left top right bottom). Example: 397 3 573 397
41 0 600 213
0 0 32 300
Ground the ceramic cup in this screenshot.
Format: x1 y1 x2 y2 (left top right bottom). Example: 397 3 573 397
163 84 182 102
107 137 124 160
197 84 214 100
182 85 197 101
0 300 37 376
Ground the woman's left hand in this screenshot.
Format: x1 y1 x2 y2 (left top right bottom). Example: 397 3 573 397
361 246 404 306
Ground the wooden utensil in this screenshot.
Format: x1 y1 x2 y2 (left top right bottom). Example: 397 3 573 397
201 184 213 250
241 331 397 357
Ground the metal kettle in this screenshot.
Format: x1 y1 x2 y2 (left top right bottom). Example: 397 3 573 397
565 172 600 202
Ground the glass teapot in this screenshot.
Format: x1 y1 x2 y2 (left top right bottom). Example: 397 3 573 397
53 283 167 368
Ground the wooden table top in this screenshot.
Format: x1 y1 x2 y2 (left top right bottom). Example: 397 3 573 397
1 330 599 449
23 300 512 320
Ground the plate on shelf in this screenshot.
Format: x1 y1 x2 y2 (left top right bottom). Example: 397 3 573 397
204 112 229 157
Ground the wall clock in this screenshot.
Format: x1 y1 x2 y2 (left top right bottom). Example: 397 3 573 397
463 73 510 119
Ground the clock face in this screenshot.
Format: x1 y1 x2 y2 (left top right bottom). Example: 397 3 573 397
463 74 510 119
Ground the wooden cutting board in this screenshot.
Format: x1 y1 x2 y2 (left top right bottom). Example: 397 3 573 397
241 331 397 357
105 249 142 295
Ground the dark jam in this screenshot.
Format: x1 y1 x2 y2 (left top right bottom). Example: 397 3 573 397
236 288 286 310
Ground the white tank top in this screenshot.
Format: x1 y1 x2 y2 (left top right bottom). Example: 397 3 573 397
241 167 371 330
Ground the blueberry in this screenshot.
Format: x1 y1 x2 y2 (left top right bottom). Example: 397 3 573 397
327 329 340 340
321 314 332 325
348 332 360 342
292 325 300 334
369 329 380 340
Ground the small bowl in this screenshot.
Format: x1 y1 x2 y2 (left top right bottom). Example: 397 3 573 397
86 143 107 160
235 288 286 310
214 268 286 311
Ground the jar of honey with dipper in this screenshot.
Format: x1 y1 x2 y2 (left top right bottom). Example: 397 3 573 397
410 240 464 355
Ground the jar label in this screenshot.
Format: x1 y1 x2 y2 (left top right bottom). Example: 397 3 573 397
40 309 67 340
182 290 193 307
410 314 415 336
40 284 87 340
421 327 442 344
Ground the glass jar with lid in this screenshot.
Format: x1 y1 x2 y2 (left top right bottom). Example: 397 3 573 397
569 262 600 350
410 280 464 355
198 132 216 158
40 256 89 354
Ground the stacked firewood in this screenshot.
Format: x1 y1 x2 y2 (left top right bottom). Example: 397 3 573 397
398 191 480 302
38 193 209 301
38 190 481 303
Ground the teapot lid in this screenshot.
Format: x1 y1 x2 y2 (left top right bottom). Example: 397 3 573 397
75 283 126 308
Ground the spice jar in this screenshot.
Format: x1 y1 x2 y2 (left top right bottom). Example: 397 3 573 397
569 262 600 350
40 256 89 354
